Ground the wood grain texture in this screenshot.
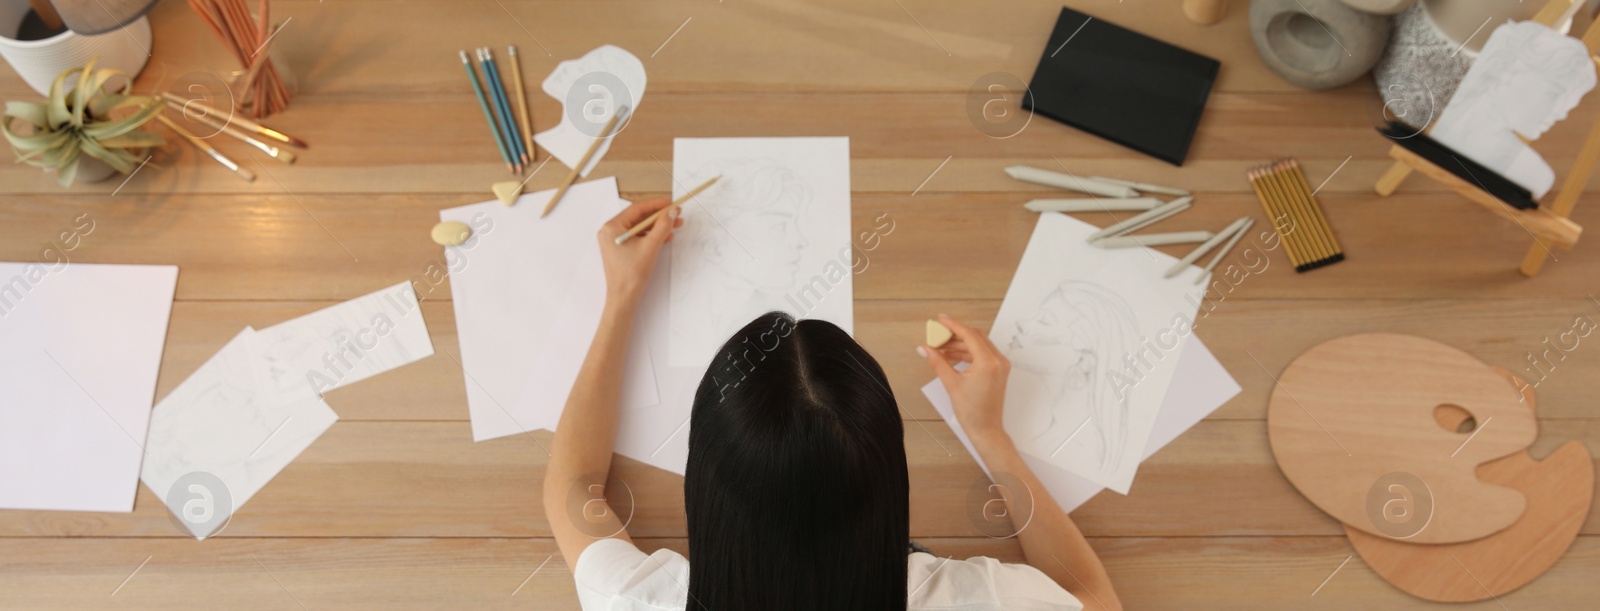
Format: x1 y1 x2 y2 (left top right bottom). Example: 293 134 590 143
2 0 1598 607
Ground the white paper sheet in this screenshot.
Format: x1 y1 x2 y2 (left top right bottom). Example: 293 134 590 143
668 137 854 367
142 328 339 539
442 177 660 441
0 263 178 513
533 248 698 475
984 213 1208 493
534 45 646 177
921 336 1240 512
249 282 434 402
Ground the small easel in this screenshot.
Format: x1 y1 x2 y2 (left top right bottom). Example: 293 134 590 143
1373 0 1595 276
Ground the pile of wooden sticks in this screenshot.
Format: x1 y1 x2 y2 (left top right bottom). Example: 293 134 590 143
1248 159 1344 272
187 0 291 118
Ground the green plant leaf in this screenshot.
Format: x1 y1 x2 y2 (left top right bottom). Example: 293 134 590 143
55 149 80 187
11 61 165 183
69 57 97 127
82 99 166 140
79 136 142 173
4 101 49 129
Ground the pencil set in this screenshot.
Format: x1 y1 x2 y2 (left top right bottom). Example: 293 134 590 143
460 46 537 174
186 0 291 118
1247 159 1344 272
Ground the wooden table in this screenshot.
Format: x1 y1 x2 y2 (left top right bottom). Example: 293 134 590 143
3 1 1598 608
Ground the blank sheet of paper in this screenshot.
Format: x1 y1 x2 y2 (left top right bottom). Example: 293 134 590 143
0 262 178 513
668 137 854 368
442 177 659 441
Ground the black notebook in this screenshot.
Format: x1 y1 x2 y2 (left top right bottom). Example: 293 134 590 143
1023 8 1220 166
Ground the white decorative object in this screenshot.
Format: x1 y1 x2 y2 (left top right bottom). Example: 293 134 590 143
0 1 151 96
1430 21 1596 198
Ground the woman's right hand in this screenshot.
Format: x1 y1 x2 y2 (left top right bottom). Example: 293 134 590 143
919 314 1011 443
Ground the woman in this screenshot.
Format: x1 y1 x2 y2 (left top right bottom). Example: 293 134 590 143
544 199 1121 610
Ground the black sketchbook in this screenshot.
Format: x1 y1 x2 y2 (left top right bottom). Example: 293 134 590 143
1023 8 1220 166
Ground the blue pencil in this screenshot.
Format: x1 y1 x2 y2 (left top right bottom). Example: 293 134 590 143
459 50 514 173
480 47 528 170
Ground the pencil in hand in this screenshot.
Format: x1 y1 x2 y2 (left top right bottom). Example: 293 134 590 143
615 176 721 245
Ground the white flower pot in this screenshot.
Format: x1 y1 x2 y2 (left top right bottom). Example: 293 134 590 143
0 0 152 96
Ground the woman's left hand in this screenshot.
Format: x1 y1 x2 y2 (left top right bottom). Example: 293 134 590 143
597 198 682 305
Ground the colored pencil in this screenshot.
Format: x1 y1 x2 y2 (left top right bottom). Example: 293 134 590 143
543 106 629 218
508 45 536 162
614 176 722 245
459 50 514 173
480 48 526 171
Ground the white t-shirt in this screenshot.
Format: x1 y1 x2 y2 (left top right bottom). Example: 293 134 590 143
574 538 1084 610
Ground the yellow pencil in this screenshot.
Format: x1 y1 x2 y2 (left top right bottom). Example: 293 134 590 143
614 176 720 245
542 106 629 218
508 45 535 163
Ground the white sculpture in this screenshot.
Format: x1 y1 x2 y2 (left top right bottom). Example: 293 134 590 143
1431 21 1596 198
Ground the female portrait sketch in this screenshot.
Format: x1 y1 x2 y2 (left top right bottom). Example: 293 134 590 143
1002 281 1139 475
1431 21 1596 198
671 158 812 362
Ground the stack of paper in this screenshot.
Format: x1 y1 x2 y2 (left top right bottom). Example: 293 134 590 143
0 263 178 513
141 282 434 538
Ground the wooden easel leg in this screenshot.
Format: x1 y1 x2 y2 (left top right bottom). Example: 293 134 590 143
1374 160 1413 196
1520 242 1553 276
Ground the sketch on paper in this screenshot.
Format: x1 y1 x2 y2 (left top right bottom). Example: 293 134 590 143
989 213 1206 493
668 137 853 367
142 328 339 539
1002 281 1139 475
1431 21 1596 198
248 282 434 402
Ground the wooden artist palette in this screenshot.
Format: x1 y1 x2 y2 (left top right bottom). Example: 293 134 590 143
1267 333 1538 544
1346 370 1594 602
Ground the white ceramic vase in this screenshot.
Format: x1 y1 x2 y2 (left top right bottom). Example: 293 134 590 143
0 0 152 96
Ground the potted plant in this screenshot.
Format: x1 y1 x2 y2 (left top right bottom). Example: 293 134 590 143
2 58 164 186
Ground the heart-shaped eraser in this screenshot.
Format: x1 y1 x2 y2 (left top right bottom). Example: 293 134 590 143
492 181 522 207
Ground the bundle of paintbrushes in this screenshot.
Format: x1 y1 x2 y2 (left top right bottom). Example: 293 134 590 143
187 0 292 118
1247 159 1344 272
156 93 308 182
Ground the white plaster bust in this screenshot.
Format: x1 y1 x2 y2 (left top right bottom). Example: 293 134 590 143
1430 21 1595 198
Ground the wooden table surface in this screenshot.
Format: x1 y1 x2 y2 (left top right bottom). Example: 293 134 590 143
4 1 1599 609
